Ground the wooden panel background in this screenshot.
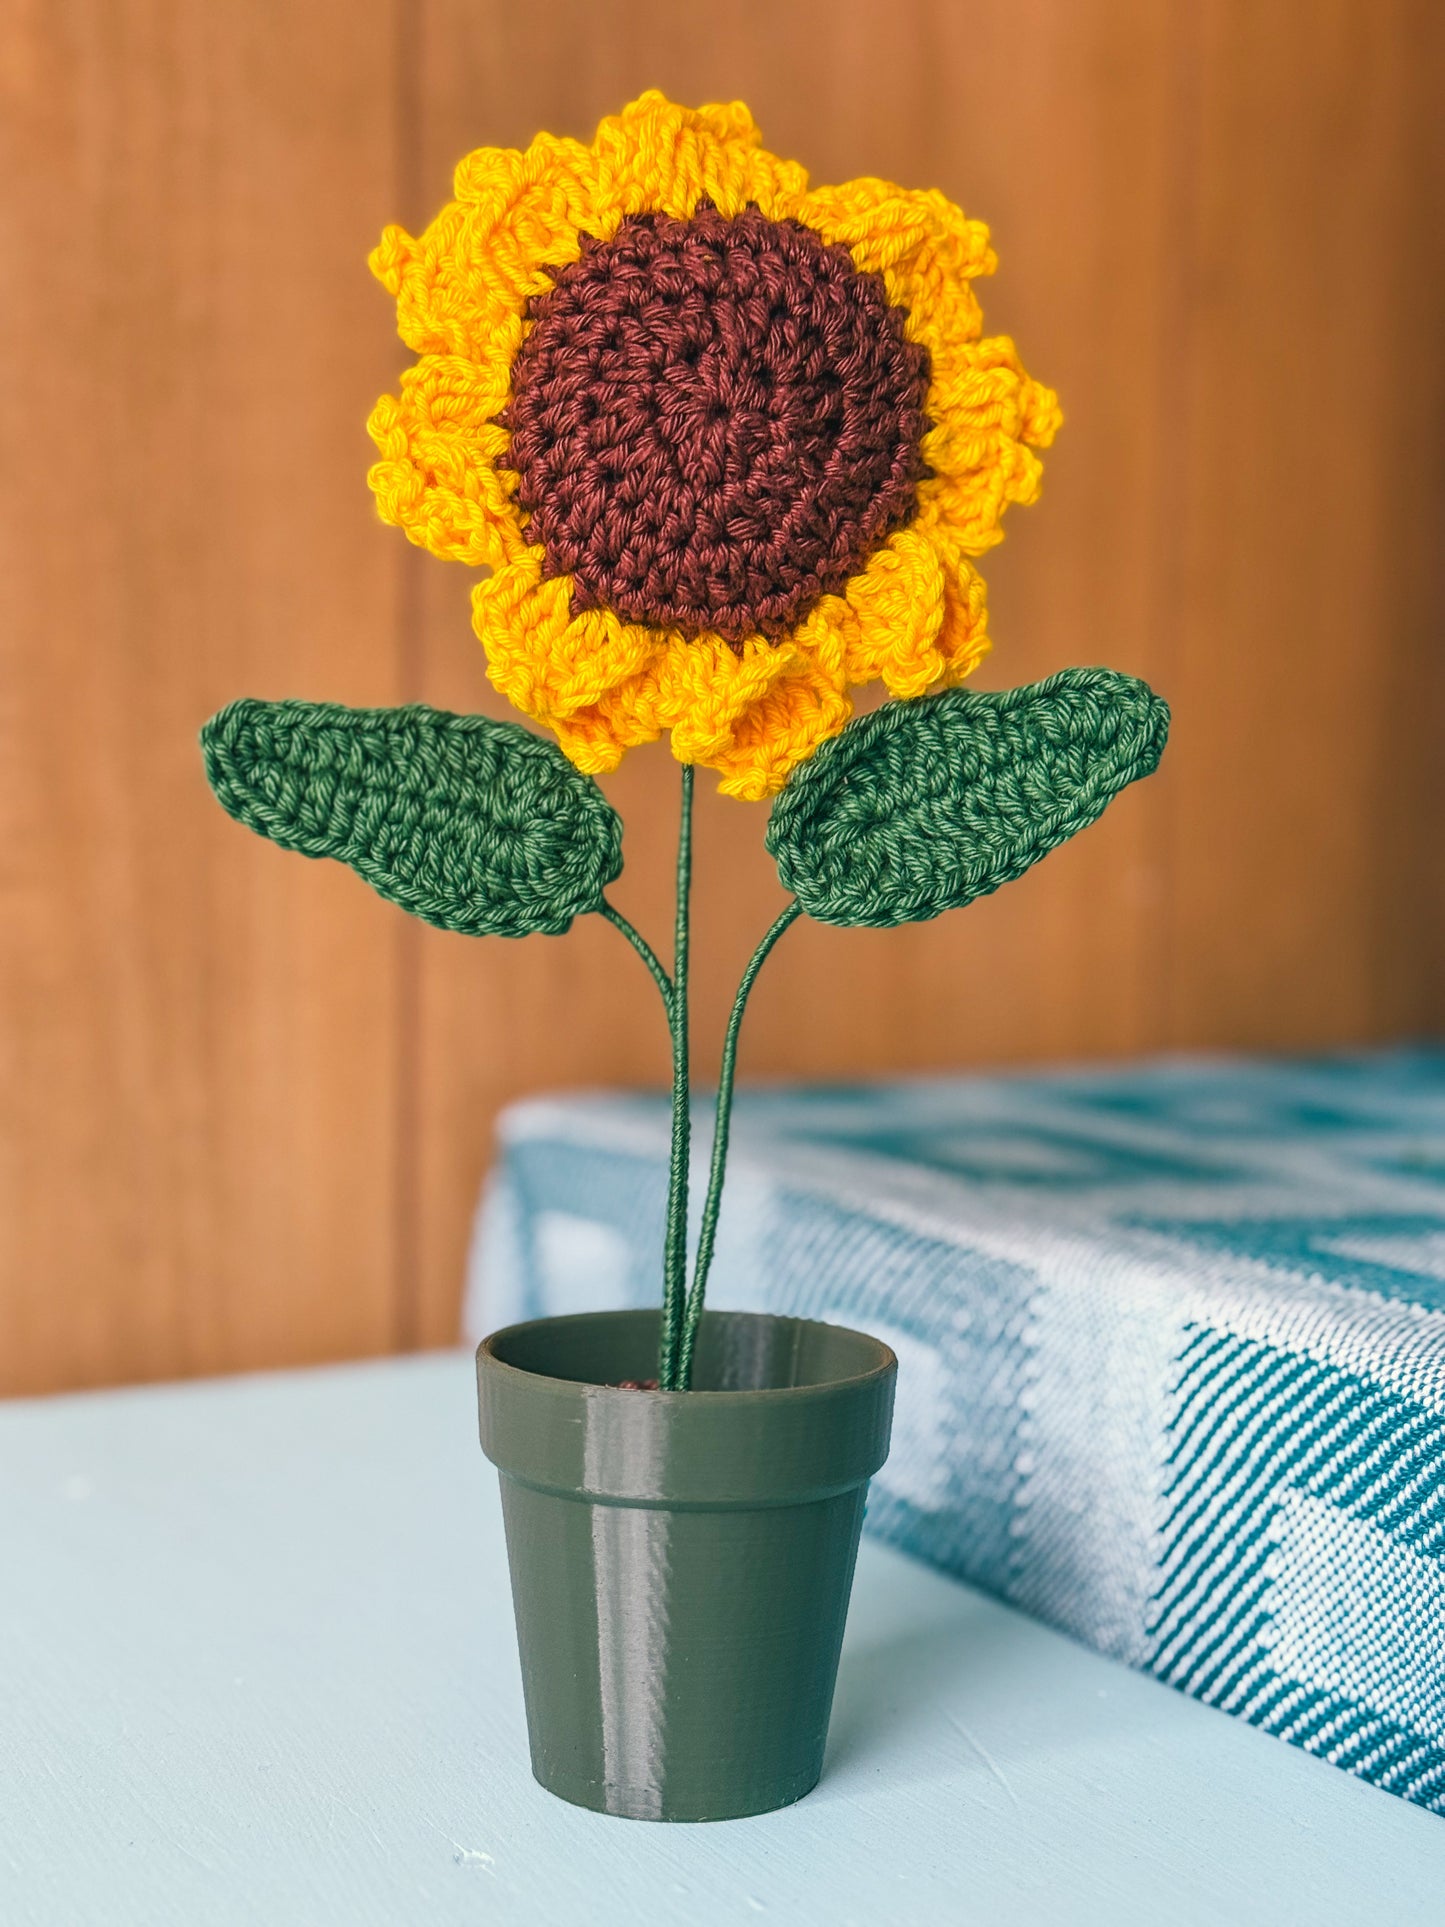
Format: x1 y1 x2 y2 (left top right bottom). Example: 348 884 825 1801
1 0 1441 1394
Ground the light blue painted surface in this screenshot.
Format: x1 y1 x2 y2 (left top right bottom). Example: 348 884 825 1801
0 1354 1439 1926
469 1049 1445 1811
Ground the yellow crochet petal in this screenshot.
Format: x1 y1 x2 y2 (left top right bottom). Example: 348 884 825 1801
918 337 1061 555
471 554 667 722
370 133 600 361
470 555 570 718
798 179 1058 568
802 178 995 277
366 355 522 569
451 129 598 214
549 655 692 773
842 527 948 699
1020 372 1064 448
801 180 993 343
915 444 1042 557
662 633 804 765
923 530 993 684
706 622 854 801
588 90 809 229
734 155 810 219
927 335 1062 461
550 688 662 776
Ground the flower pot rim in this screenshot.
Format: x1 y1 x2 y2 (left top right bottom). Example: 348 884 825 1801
478 1305 896 1403
477 1307 898 1508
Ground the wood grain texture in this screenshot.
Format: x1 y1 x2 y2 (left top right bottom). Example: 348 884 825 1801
1 1 1441 1386
0 0 408 1392
1156 0 1445 1048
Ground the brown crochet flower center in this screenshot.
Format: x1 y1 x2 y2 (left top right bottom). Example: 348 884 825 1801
503 204 932 644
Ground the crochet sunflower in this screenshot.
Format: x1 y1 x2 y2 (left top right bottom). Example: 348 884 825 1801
365 91 1061 800
201 95 1168 1390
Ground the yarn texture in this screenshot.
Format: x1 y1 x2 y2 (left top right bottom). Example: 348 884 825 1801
765 669 1170 928
366 91 1060 799
504 204 932 644
201 700 623 937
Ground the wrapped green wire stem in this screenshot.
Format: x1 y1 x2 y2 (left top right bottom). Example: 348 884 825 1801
657 764 694 1390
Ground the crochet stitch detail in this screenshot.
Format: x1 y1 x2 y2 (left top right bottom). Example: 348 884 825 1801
365 93 1061 797
503 204 931 645
201 700 623 937
766 669 1170 927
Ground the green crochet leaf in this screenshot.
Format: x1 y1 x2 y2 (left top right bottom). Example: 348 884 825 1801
766 668 1169 929
201 700 623 937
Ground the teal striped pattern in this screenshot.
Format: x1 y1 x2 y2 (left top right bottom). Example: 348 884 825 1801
468 1050 1445 1814
1153 1331 1445 1807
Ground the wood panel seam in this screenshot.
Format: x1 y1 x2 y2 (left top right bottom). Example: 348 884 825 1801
1146 0 1205 1048
391 0 427 1353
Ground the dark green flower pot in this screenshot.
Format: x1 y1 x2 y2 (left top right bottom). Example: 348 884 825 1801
477 1307 897 1822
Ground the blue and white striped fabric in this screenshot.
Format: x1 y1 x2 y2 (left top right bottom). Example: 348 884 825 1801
466 1050 1445 1814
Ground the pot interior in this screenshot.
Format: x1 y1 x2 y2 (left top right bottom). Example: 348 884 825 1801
486 1307 890 1395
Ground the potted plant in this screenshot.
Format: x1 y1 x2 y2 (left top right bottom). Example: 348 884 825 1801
202 92 1167 1822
